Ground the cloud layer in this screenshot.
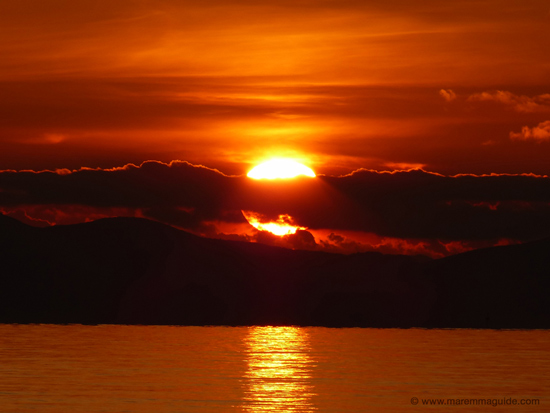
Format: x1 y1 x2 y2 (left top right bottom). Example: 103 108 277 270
510 120 550 142
468 91 550 113
2 161 550 256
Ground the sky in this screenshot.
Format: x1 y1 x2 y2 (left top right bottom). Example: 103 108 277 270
1 0 550 257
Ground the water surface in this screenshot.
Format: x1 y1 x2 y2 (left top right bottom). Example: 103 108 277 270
0 325 548 412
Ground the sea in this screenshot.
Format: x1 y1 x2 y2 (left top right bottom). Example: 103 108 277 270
0 325 548 412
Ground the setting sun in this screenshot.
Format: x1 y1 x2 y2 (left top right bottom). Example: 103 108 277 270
247 159 316 180
242 211 306 236
2 0 550 411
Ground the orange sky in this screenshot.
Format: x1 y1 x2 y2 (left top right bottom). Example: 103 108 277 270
1 1 550 256
1 0 549 175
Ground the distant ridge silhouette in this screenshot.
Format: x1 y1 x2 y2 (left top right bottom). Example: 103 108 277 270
1 213 549 328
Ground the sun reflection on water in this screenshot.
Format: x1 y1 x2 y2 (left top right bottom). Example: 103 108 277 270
242 326 317 412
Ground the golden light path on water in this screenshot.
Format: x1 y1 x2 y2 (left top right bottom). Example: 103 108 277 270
242 326 317 412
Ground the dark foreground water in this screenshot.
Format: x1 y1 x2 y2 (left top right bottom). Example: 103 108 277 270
0 325 548 412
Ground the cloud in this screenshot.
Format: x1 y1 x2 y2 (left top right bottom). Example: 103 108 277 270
2 161 550 257
510 121 550 142
286 230 317 250
468 91 550 113
316 230 509 258
439 89 456 102
0 160 237 229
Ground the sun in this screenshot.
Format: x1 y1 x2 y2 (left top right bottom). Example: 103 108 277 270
247 159 316 179
242 211 305 236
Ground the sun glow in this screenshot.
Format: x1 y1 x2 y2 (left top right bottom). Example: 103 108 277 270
243 327 315 411
247 159 316 179
242 210 306 236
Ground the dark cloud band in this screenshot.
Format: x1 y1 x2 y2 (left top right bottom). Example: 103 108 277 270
1 161 550 244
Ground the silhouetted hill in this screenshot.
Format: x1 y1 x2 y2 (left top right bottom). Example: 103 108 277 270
424 238 550 329
1 214 549 328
